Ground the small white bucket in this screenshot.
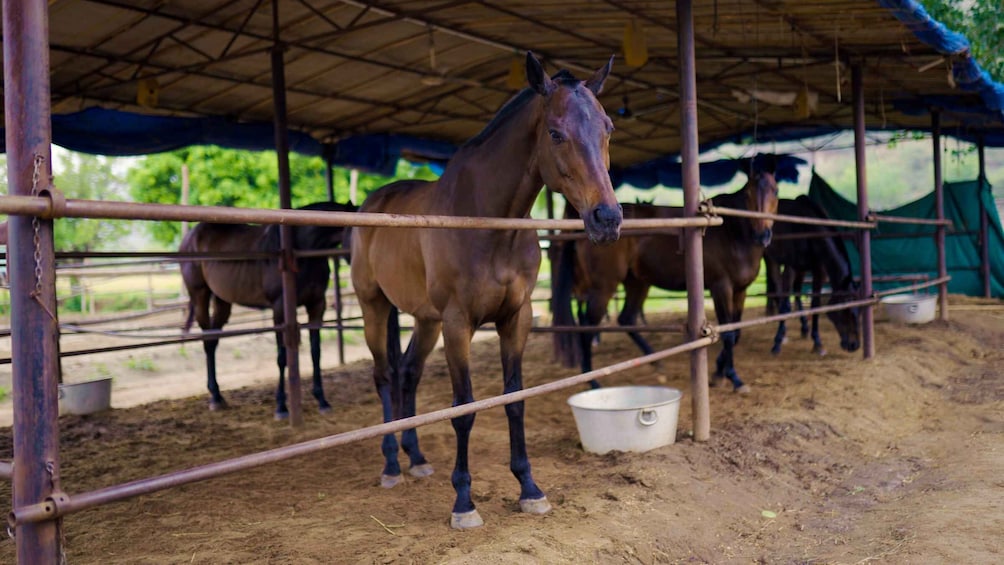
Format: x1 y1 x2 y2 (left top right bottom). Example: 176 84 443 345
881 293 937 324
567 386 682 455
59 378 112 416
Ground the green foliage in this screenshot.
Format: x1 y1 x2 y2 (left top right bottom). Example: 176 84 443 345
125 356 158 372
52 152 131 252
0 386 9 402
127 146 438 247
920 0 1004 82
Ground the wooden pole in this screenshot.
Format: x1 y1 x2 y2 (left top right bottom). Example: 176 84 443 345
677 0 710 441
852 64 875 359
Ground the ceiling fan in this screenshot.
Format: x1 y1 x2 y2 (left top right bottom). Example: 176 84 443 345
418 28 482 88
614 95 670 122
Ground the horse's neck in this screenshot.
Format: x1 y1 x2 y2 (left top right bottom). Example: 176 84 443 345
813 235 852 290
439 102 542 219
715 190 757 245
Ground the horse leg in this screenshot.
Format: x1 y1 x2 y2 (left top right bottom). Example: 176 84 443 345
712 285 748 394
579 284 619 387
620 275 654 356
358 295 405 487
794 270 809 338
498 304 550 517
398 317 442 479
272 305 292 420
205 296 232 410
441 313 482 529
810 268 826 356
306 300 332 414
771 267 795 355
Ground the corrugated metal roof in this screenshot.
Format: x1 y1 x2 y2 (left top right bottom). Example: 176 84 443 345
4 0 1002 166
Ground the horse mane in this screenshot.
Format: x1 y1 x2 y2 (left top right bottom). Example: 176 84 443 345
262 201 358 252
463 69 580 149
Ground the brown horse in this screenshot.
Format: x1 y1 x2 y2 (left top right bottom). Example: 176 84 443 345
181 200 357 418
765 196 860 355
552 171 779 392
350 53 621 529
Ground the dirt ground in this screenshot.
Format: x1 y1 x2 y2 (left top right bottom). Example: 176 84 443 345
0 296 1002 564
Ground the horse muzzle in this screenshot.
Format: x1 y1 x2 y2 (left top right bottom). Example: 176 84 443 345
583 203 622 244
756 228 773 247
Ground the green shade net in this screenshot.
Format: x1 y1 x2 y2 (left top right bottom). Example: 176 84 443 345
808 172 1004 298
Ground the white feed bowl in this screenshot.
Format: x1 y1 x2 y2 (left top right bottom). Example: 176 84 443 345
880 293 936 324
567 386 682 455
59 377 112 416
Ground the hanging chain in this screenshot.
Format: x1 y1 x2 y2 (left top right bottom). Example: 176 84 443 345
29 154 57 320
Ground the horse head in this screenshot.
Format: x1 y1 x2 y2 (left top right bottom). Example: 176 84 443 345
743 169 778 247
825 276 861 352
526 52 622 244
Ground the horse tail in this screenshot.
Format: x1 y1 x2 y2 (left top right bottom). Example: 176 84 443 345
183 296 196 334
551 207 582 368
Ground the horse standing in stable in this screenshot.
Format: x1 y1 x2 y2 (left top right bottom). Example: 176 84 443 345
180 200 357 419
351 53 621 529
552 170 779 392
765 196 861 355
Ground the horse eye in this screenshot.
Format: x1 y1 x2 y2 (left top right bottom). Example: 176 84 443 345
549 129 565 144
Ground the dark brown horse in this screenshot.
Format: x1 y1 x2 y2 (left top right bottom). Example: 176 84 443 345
765 196 860 355
350 53 621 529
181 200 357 418
552 171 779 392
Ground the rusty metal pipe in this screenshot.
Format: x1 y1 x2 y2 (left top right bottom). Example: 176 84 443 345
852 64 875 359
869 214 952 227
677 0 711 442
0 194 723 231
710 206 876 229
931 111 949 321
715 295 878 334
4 0 63 560
8 336 716 527
873 276 951 298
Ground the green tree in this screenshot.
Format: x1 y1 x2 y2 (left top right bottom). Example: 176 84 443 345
920 0 1004 82
52 152 130 253
127 146 439 247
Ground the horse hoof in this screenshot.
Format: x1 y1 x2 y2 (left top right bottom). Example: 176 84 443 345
381 474 402 489
450 509 484 530
770 346 782 356
274 411 290 421
813 347 827 357
519 496 552 515
318 406 334 416
408 464 434 478
735 384 752 395
209 401 227 411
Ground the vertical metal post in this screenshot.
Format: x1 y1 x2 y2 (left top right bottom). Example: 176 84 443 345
977 136 991 298
3 0 62 562
852 64 875 359
272 2 304 426
931 111 949 320
333 258 346 365
677 0 710 441
324 153 335 203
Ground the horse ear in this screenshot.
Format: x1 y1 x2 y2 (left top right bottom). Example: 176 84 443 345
526 51 554 96
585 55 614 95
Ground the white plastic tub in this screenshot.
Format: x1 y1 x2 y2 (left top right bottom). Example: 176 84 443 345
59 377 112 416
567 386 682 455
881 293 937 324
